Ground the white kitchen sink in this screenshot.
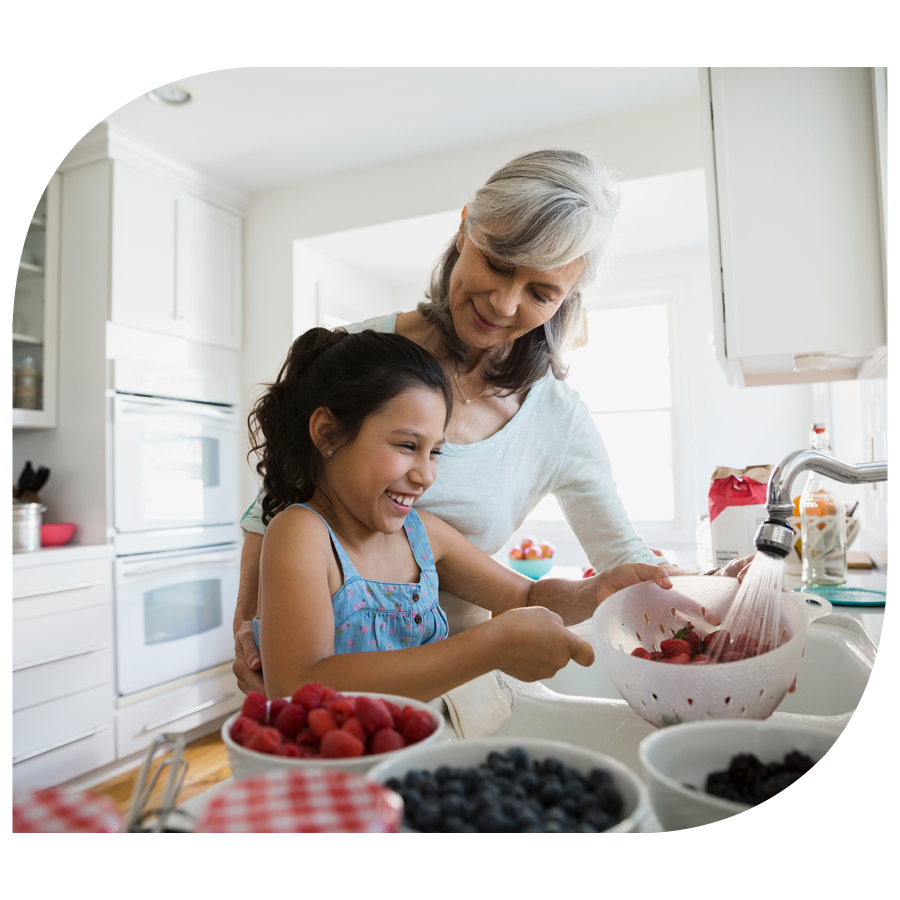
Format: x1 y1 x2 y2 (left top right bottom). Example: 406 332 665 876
494 613 876 773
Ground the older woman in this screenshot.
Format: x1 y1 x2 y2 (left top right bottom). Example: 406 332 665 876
234 148 744 694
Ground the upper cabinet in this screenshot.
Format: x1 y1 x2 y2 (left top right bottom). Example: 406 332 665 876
110 162 242 350
12 175 60 428
701 68 886 387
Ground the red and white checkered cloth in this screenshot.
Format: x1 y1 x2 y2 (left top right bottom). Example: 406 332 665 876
13 788 123 833
195 769 403 833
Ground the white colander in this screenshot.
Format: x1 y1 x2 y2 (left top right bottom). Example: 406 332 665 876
591 576 832 729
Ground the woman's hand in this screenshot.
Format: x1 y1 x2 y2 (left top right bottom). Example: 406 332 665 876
233 619 266 695
492 607 594 681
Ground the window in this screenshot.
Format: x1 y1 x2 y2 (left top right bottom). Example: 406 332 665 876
531 295 679 533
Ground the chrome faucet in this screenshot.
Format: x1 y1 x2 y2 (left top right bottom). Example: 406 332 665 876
754 450 888 558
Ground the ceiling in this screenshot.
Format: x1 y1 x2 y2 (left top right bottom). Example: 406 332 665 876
104 67 701 195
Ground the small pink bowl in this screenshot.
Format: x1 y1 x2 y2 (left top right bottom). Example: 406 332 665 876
41 523 76 546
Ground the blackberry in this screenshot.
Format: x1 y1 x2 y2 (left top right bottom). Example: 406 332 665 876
754 770 801 803
784 751 815 773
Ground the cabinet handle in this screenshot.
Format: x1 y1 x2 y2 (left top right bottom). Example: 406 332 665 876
13 644 107 672
139 693 234 734
119 551 239 577
14 579 108 600
13 725 110 765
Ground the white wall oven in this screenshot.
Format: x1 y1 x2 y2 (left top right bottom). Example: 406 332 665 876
114 543 240 696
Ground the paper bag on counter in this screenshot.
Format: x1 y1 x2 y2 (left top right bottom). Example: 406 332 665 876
708 465 773 567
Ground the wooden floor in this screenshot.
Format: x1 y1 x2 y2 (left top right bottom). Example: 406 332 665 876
90 732 232 817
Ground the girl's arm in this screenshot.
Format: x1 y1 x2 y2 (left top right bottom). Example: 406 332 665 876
419 510 672 627
257 507 593 702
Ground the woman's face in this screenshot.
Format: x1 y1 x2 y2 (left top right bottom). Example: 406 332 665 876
448 226 584 354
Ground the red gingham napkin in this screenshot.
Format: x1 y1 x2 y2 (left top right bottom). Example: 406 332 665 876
195 769 403 833
13 788 123 833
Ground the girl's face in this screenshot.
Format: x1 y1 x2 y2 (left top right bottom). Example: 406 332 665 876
322 387 447 535
448 227 584 354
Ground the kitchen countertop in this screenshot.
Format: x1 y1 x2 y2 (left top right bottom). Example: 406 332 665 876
12 542 115 567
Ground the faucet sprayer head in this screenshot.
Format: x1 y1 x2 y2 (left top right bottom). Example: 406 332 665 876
754 519 795 559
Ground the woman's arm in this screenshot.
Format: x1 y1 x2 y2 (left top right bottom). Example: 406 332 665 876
420 510 671 627
257 508 593 702
232 532 266 695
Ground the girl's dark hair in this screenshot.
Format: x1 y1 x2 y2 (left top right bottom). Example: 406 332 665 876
248 328 453 525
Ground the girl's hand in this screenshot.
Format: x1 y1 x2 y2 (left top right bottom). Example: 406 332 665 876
492 606 594 681
591 563 672 603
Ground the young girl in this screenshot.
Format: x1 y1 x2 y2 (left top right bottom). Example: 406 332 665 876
249 327 671 702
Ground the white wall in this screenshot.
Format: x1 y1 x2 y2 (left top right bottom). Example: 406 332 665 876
240 99 706 507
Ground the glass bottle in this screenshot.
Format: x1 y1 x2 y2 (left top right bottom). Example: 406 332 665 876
800 423 847 586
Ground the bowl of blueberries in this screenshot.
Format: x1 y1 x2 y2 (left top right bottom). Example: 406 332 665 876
367 737 649 832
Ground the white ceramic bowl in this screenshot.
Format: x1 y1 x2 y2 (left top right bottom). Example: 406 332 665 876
367 737 649 832
223 691 447 782
638 719 839 831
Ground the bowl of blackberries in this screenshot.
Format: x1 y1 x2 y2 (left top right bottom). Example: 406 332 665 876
638 719 839 830
367 737 649 832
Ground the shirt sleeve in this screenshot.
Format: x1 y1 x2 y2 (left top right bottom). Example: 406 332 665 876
239 488 266 536
549 387 668 569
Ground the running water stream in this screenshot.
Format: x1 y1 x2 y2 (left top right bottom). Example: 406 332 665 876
712 551 788 659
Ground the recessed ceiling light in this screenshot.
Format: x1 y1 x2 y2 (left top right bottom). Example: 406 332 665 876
146 84 192 106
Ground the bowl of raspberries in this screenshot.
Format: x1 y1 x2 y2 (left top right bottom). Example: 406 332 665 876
367 737 649 832
638 719 837 830
224 682 446 781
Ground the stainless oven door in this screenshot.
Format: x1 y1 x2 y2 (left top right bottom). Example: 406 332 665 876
113 393 239 534
114 545 239 696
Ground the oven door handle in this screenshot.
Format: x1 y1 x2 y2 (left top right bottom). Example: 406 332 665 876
117 397 237 424
118 551 240 578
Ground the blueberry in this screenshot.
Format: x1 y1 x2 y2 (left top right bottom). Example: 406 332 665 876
418 775 439 797
400 788 422 815
594 784 623 816
539 778 564 806
559 795 581 817
435 765 455 783
539 756 564 777
506 747 529 770
404 770 425 790
586 767 613 790
582 809 615 832
516 771 541 795
543 819 566 833
412 799 443 831
385 777 402 792
515 807 542 830
441 793 467 819
441 779 466 796
443 815 473 832
575 822 598 833
487 751 507 770
476 809 515 832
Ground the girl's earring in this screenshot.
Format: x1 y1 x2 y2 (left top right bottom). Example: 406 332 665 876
325 450 333 458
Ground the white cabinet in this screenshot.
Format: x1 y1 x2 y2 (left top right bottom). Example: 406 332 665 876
701 68 886 387
13 550 116 795
110 161 242 350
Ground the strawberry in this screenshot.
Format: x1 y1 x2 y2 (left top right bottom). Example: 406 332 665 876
630 647 652 660
245 726 282 755
230 715 260 746
660 638 692 657
720 649 748 663
672 623 702 655
320 728 364 759
731 634 760 656
690 654 713 665
582 567 596 578
370 728 405 755
650 651 667 661
704 630 731 657
401 710 435 745
662 652 692 664
292 682 325 711
307 707 338 739
355 696 393 735
241 691 268 724
267 697 289 725
341 717 367 744
274 703 308 739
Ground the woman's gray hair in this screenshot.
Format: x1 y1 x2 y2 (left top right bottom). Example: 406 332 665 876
418 148 621 392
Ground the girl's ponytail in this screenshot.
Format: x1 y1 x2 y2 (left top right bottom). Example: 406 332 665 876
248 328 451 525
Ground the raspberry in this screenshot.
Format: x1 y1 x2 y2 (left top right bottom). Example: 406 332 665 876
321 686 338 703
307 708 338 739
268 697 289 725
230 715 260 746
295 728 319 748
274 703 308 739
398 705 420 732
341 717 367 744
276 742 302 758
245 726 282 755
327 696 357 725
662 652 692 664
630 647 652 659
241 691 268 724
383 700 403 727
370 728 405 755
320 728 364 759
292 682 325 710
296 745 319 758
355 696 393 734
401 710 435 745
